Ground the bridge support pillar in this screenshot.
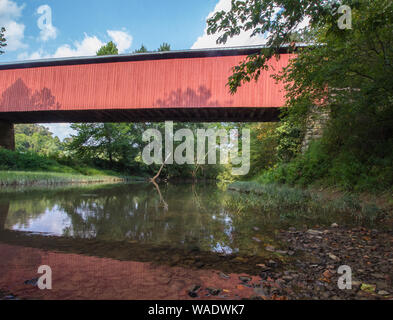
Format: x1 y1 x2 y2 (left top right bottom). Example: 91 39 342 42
0 121 15 151
301 106 330 153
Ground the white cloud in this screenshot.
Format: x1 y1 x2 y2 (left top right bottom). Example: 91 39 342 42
42 123 76 141
0 0 21 17
19 33 105 59
17 48 47 60
107 29 132 53
0 0 27 51
192 0 311 49
192 0 267 49
36 4 58 42
18 29 134 60
52 33 104 58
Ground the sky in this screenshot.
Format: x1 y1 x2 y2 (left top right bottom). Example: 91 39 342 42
0 0 269 140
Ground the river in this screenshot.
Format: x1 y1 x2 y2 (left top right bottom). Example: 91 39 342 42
0 182 391 300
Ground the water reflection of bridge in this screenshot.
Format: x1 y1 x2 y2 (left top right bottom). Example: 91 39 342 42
0 229 266 275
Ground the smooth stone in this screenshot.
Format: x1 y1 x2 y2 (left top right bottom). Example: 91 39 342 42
219 272 230 280
265 245 275 252
307 229 323 235
328 253 340 261
378 290 389 296
239 276 252 283
206 288 221 296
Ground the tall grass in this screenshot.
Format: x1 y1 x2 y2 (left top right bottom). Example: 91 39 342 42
0 148 147 186
0 171 129 187
226 181 386 226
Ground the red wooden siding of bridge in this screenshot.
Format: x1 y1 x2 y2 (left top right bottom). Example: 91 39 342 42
0 49 293 123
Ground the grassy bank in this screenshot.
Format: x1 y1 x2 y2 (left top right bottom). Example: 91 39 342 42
0 171 135 187
0 149 146 187
226 181 391 227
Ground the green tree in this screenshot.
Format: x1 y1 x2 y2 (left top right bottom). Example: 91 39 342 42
134 44 148 53
96 41 118 56
133 43 172 53
209 0 393 190
206 0 351 93
158 42 171 52
14 124 63 156
245 122 279 178
0 27 6 55
67 123 148 169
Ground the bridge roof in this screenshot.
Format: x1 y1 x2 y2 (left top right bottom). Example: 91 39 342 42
0 44 307 70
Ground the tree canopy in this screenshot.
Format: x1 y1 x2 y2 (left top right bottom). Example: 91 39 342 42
206 0 392 93
207 0 393 191
134 42 172 53
14 124 63 156
96 41 119 56
158 42 171 52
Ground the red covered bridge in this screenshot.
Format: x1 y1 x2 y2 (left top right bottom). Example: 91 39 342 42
0 45 293 149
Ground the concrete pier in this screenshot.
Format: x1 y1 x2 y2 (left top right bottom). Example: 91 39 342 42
0 121 15 150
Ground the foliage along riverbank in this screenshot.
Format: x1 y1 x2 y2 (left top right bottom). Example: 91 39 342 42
0 171 135 187
0 148 145 187
227 181 393 228
214 0 393 194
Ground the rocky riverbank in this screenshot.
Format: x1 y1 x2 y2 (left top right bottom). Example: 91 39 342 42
233 225 393 300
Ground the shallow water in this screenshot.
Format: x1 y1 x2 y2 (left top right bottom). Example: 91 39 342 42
1 183 275 257
1 182 391 300
0 182 384 264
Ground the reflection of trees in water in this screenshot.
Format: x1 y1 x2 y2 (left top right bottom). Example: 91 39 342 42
0 201 10 230
59 184 232 250
4 199 56 229
2 184 264 253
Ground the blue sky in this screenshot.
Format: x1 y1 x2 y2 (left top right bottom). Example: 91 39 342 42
0 0 267 139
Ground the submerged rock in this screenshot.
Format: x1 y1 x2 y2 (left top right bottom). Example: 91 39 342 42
219 272 230 280
24 277 39 286
206 287 221 296
239 276 252 283
307 229 323 236
188 285 201 298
